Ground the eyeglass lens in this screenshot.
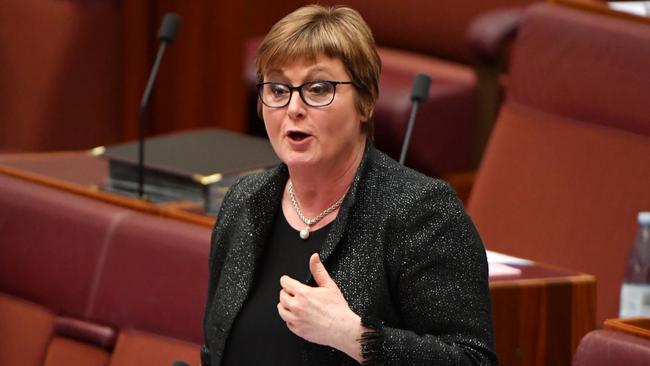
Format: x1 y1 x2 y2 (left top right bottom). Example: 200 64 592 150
260 81 335 107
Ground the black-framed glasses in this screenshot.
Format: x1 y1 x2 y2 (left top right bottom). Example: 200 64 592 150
256 80 354 108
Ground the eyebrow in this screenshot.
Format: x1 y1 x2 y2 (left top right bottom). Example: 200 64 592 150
265 65 336 82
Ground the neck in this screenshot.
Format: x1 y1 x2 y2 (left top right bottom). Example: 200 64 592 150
287 139 365 218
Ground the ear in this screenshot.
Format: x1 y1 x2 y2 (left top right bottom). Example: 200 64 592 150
359 101 372 123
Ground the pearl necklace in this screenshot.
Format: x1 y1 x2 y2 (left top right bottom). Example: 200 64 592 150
288 181 345 240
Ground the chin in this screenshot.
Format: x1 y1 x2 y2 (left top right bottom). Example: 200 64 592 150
280 151 319 169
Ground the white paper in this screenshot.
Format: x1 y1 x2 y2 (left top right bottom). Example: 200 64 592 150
488 262 522 278
486 250 534 266
608 2 650 17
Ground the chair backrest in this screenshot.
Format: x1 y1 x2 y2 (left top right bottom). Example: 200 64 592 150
467 3 650 324
319 0 540 63
573 329 650 366
0 172 211 346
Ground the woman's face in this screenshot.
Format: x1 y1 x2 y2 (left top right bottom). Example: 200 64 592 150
262 55 367 172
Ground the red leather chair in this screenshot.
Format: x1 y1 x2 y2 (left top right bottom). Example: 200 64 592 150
245 1 539 178
573 329 650 366
467 2 650 325
0 172 210 365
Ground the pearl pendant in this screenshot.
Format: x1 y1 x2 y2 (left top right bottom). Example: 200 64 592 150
300 227 310 240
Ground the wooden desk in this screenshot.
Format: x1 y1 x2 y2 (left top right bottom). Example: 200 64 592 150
0 151 216 228
490 263 595 365
0 151 595 366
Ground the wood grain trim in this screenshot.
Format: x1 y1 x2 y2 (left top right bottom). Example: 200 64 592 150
604 317 650 339
490 273 596 288
0 164 215 228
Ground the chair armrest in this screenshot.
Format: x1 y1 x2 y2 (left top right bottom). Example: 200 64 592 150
465 8 524 64
573 329 650 366
442 170 477 206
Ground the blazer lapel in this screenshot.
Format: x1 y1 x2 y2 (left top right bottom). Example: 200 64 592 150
218 165 287 336
316 143 373 267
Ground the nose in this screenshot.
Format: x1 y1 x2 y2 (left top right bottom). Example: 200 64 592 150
287 89 307 120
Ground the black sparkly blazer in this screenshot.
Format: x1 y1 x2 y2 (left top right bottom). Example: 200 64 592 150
202 143 498 365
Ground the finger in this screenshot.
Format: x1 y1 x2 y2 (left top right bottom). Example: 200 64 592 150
280 275 307 296
277 302 295 323
279 289 295 308
309 253 335 288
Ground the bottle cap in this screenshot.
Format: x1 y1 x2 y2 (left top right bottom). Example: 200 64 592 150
638 212 650 224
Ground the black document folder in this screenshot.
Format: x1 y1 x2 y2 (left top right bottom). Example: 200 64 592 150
100 128 279 214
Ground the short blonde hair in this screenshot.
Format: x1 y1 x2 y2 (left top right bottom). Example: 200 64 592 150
256 5 381 136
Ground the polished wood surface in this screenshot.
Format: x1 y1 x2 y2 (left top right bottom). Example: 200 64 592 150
604 317 650 340
0 152 215 228
0 151 595 366
491 266 595 365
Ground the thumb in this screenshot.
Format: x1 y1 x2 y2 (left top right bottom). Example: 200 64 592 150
309 253 335 288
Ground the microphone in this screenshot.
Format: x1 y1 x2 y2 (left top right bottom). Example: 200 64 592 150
398 73 432 165
137 13 181 198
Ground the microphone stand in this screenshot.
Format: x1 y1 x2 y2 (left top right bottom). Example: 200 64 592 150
399 73 432 165
399 101 421 165
138 43 169 199
137 13 181 199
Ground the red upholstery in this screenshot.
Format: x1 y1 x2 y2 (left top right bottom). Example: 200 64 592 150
109 330 200 366
89 211 210 344
319 0 539 63
0 170 211 363
0 0 121 152
245 1 542 176
43 337 110 366
373 48 476 176
0 293 54 366
0 174 129 317
53 317 117 350
573 329 650 366
467 3 650 324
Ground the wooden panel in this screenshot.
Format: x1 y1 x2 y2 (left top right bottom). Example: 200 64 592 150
243 0 308 37
121 1 247 141
0 152 215 228
120 1 155 141
491 273 596 366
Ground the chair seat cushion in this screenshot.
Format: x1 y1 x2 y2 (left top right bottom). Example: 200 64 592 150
108 330 200 366
0 293 55 366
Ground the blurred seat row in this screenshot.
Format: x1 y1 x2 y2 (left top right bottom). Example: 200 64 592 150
0 172 209 365
469 2 650 364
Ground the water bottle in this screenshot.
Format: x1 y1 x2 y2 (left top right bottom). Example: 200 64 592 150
619 212 650 317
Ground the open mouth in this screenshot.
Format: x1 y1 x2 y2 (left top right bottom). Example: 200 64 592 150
287 131 311 141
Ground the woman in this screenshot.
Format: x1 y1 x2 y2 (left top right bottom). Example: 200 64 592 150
202 5 497 365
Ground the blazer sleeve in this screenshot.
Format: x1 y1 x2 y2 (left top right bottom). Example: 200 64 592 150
360 183 498 366
201 178 243 362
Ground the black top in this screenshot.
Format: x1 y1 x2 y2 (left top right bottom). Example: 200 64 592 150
221 209 332 366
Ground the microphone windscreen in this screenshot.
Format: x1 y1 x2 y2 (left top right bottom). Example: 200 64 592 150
159 13 182 43
410 73 432 102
